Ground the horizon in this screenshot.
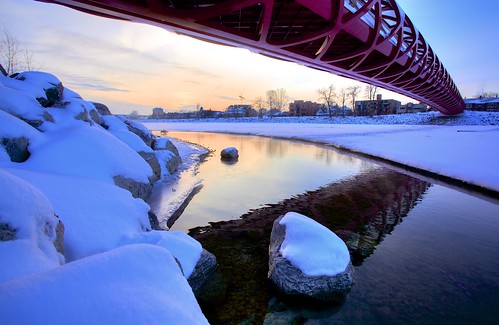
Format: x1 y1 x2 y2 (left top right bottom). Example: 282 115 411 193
1 0 498 114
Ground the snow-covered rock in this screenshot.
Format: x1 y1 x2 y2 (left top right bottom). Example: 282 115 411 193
221 146 239 160
0 70 212 323
121 230 218 294
0 170 64 282
154 137 180 156
268 212 354 302
0 244 209 324
154 137 182 174
188 248 218 296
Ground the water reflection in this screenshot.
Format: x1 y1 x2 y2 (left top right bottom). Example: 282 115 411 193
189 167 430 324
166 132 375 231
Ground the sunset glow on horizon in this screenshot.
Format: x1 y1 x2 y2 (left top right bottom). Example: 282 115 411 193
2 0 498 115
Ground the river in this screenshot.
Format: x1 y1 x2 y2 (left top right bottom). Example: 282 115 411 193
153 131 499 324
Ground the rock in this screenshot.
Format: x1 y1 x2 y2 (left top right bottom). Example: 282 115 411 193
220 147 239 160
148 211 160 230
1 137 30 162
36 82 64 108
91 102 112 116
0 223 16 241
138 151 161 183
122 118 155 148
53 219 65 255
113 175 153 201
153 138 182 174
89 109 101 125
188 249 218 296
74 108 92 123
268 214 354 302
153 137 180 156
165 154 182 174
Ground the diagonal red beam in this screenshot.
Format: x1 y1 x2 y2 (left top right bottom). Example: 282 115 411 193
36 0 465 115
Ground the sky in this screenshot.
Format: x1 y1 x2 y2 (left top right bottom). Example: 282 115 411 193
1 0 498 115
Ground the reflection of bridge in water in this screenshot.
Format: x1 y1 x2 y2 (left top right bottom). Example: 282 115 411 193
186 168 430 323
39 0 464 115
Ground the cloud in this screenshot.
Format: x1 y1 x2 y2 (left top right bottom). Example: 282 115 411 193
217 95 239 101
172 64 221 79
60 74 130 92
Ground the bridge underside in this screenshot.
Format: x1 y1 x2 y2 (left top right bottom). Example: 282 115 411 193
37 0 465 115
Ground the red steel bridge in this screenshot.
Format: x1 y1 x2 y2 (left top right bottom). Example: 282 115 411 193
38 0 465 115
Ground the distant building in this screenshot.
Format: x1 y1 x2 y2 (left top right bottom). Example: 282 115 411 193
226 104 257 117
152 107 165 119
289 100 324 116
315 105 352 116
355 94 401 116
464 97 499 111
398 102 428 114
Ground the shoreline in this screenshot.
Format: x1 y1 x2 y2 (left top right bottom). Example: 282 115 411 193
144 117 499 196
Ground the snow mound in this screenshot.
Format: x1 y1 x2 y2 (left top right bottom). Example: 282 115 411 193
0 244 208 324
279 212 350 276
0 169 63 282
122 230 202 278
24 123 152 184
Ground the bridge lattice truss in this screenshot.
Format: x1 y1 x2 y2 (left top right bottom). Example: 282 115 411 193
39 0 465 114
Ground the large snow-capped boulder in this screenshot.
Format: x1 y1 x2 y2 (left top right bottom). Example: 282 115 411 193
0 244 209 324
122 230 217 295
268 212 354 302
0 110 41 164
5 168 152 261
91 102 112 116
154 137 180 156
12 71 64 107
119 117 155 148
0 79 53 128
0 170 64 282
154 137 182 175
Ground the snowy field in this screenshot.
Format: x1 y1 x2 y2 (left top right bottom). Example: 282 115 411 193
144 110 499 193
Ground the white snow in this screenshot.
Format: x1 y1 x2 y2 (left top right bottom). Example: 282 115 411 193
102 115 153 153
121 230 202 278
0 244 208 324
22 123 152 183
0 170 63 282
143 111 499 192
0 71 208 324
0 109 40 139
279 212 350 276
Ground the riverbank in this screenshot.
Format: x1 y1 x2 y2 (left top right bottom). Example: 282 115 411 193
144 111 499 196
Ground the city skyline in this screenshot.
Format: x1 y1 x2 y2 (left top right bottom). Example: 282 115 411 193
1 0 498 114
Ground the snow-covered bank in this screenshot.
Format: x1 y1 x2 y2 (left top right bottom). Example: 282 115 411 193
144 112 499 193
0 72 209 324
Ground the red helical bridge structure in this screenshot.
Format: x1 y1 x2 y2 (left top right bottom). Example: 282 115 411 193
38 0 465 115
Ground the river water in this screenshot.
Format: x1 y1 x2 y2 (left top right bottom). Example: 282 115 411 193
158 131 499 324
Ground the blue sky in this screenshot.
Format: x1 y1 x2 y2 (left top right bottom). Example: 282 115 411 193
1 0 498 114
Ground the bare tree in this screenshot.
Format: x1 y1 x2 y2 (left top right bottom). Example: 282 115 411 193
0 27 36 75
317 84 337 117
476 90 499 98
339 87 348 116
0 28 20 75
266 89 277 118
254 96 266 118
347 85 361 116
365 84 378 100
274 88 288 114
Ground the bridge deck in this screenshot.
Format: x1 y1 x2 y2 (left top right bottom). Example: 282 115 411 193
37 0 465 115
